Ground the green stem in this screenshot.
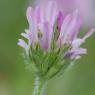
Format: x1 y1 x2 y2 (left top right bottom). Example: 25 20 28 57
32 76 47 95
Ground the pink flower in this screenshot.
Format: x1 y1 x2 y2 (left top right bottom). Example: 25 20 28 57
18 1 95 60
18 1 58 51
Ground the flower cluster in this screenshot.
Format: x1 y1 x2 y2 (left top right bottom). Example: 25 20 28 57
18 1 94 79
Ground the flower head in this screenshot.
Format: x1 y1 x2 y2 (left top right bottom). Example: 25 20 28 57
18 1 94 79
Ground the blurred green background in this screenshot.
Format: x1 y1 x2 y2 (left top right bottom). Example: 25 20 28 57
0 0 95 95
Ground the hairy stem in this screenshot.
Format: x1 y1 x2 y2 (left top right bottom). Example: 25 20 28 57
32 76 47 95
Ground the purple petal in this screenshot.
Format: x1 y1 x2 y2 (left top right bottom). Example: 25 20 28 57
65 48 87 59
21 33 29 39
45 1 58 26
34 6 41 24
72 38 84 49
70 48 87 59
45 1 54 21
57 12 64 31
26 7 39 45
18 39 27 49
72 28 95 49
62 10 80 43
83 28 95 41
50 1 58 27
40 22 53 50
58 13 72 44
26 7 34 25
